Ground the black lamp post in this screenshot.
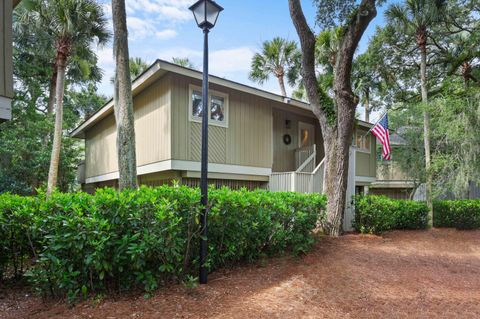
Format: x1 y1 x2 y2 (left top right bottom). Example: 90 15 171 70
189 0 223 285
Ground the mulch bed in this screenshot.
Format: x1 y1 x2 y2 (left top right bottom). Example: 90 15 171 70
2 228 480 318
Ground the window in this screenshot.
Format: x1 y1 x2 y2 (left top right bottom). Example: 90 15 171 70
300 129 309 147
354 131 370 153
210 95 225 122
189 85 228 127
191 90 203 118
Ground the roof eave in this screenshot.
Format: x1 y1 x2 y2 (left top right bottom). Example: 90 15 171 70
71 58 373 138
70 59 312 138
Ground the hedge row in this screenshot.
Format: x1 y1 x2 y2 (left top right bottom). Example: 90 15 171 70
0 186 326 300
353 195 428 234
434 200 480 229
353 195 480 234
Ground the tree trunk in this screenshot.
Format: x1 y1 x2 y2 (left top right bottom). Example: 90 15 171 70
112 0 138 190
420 44 433 227
277 75 288 97
46 56 67 197
289 0 376 236
47 66 57 114
322 121 354 236
364 88 370 122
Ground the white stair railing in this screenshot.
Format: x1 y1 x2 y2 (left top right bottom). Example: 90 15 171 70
295 145 316 172
270 155 326 194
309 158 325 193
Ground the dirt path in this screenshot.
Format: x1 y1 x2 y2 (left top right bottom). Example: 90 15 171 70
2 229 480 319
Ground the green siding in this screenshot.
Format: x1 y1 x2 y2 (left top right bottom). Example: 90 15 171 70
355 128 376 178
170 74 273 168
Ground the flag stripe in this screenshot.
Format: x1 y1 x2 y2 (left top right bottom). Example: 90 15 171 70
371 114 391 160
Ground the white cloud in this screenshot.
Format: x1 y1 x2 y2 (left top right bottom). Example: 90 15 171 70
96 46 114 68
157 6 191 21
209 47 255 74
126 17 153 40
125 0 192 22
155 29 178 40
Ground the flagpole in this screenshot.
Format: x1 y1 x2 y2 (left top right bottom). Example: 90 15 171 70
362 111 388 138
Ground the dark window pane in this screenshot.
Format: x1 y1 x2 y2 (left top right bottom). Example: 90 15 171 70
210 96 224 121
192 91 203 118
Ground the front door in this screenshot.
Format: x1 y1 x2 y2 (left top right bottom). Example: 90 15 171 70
298 122 315 148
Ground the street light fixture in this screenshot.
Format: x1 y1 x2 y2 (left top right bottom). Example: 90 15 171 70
189 0 223 285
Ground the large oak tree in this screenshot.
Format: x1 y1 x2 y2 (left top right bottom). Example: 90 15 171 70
288 0 377 235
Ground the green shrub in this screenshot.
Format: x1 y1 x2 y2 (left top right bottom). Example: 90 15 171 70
0 186 326 300
434 200 480 229
353 195 428 234
0 194 40 279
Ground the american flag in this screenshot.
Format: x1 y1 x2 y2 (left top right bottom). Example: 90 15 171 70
371 113 391 160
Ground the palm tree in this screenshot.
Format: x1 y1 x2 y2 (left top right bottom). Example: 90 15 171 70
110 57 149 83
249 37 301 97
386 0 446 226
112 0 137 190
129 57 149 80
25 0 109 197
352 52 382 122
172 57 196 69
444 32 480 86
315 27 342 70
14 4 103 115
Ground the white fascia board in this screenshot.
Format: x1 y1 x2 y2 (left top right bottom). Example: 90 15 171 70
85 160 271 184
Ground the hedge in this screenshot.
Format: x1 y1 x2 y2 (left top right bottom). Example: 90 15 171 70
0 186 326 300
353 195 429 234
433 200 480 229
354 195 480 234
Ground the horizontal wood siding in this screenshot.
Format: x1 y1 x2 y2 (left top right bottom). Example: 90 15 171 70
170 74 272 168
85 76 171 179
1 0 14 99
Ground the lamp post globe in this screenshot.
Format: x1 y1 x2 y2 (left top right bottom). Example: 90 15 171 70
189 0 223 285
189 0 223 31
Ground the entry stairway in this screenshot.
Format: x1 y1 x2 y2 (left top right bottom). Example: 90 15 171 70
269 145 357 231
269 145 325 194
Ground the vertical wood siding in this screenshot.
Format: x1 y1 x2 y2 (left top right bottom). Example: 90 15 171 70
170 74 273 168
85 114 117 178
272 109 322 172
355 128 377 178
85 76 171 178
1 0 14 99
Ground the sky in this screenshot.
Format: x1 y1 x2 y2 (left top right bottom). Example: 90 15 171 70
96 0 390 122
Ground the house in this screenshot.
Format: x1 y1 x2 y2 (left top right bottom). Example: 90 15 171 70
369 130 417 199
0 0 20 122
72 60 377 228
370 129 480 200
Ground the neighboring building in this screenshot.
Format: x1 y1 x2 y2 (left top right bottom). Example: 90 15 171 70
72 60 377 229
0 0 20 122
369 130 416 199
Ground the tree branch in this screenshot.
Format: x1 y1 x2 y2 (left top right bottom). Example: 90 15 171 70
335 0 377 98
288 0 328 128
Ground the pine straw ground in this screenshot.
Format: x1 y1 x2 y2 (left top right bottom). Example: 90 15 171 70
2 228 480 319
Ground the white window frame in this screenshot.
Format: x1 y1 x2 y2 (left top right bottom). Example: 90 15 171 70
354 131 371 154
188 84 229 128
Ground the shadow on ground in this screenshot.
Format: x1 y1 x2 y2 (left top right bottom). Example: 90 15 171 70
1 228 480 319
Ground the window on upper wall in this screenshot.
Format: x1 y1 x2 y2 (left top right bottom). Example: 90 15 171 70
355 131 371 153
189 85 228 127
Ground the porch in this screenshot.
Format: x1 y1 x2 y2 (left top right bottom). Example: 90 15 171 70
269 145 325 194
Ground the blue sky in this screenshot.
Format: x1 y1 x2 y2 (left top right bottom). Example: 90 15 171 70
96 0 389 120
